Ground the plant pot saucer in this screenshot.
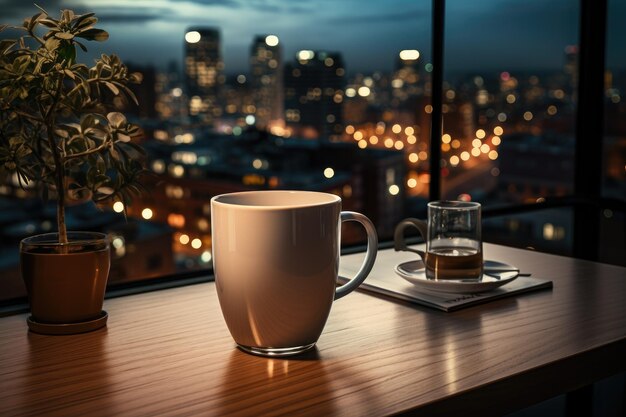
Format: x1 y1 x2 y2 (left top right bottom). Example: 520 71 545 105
27 311 108 335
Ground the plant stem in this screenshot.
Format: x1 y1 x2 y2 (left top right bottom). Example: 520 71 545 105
45 74 68 245
46 125 67 245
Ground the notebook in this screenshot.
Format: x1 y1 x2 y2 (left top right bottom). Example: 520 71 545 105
338 249 553 312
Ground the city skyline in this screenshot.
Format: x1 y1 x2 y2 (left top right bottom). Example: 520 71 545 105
1 0 625 292
2 0 626 74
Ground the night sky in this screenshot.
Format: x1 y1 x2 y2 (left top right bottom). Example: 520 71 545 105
2 0 625 75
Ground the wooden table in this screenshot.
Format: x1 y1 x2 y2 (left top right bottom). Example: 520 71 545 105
1 243 625 416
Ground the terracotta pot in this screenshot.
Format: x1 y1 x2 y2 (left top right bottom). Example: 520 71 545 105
20 232 110 333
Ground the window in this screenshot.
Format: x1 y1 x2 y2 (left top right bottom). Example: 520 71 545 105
1 0 624 304
440 0 580 256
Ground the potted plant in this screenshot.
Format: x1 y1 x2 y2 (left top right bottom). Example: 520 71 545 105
0 6 146 334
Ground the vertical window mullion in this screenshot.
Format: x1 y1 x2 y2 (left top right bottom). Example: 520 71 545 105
573 0 607 261
429 0 445 201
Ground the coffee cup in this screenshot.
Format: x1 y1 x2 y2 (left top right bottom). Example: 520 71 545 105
211 190 378 357
394 201 482 280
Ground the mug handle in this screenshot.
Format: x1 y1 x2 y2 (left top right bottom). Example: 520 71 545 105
393 218 428 262
335 211 378 300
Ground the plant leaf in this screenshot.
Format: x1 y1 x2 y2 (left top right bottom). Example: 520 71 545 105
129 72 143 84
97 186 114 195
109 146 120 160
76 28 109 42
117 83 139 105
107 112 126 128
62 10 75 22
33 4 49 16
96 155 106 173
73 13 96 30
39 19 58 28
80 114 96 132
55 129 70 138
104 81 119 95
44 37 60 51
117 133 131 143
74 39 87 52
27 12 43 31
58 43 76 64
55 32 75 40
0 39 16 54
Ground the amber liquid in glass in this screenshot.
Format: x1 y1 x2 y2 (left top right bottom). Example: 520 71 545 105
425 247 483 280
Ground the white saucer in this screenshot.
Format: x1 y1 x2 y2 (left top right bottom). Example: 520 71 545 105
394 260 519 294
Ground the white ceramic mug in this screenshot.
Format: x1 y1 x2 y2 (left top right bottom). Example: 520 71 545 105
211 190 378 357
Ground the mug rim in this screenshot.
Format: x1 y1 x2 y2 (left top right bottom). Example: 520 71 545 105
427 200 481 210
211 190 341 210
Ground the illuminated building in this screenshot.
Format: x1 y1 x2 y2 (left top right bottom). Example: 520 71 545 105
443 91 475 140
318 143 406 238
220 74 254 128
342 93 369 125
184 27 224 124
134 128 405 243
496 133 574 201
342 73 392 125
155 61 188 121
564 45 578 94
250 35 283 130
392 50 424 107
122 64 157 120
284 50 345 141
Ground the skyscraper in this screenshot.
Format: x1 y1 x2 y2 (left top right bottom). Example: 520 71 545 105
250 35 283 130
184 27 224 124
564 44 578 96
284 50 345 141
392 49 424 107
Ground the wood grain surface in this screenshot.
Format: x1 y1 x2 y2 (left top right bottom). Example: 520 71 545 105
1 243 625 416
